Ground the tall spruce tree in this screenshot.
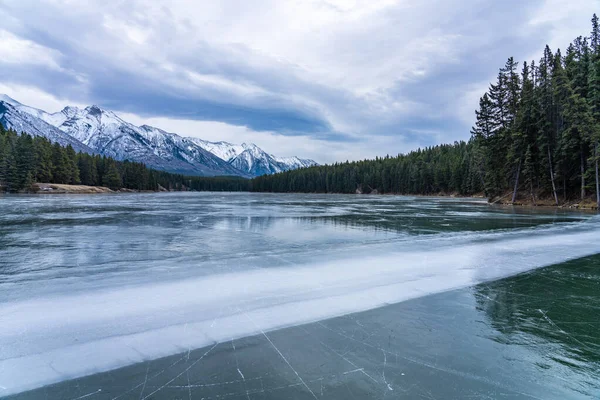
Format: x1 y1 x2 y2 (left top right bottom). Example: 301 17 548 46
588 13 600 207
103 160 122 190
51 142 71 184
65 145 80 184
15 134 35 190
34 137 53 183
0 125 7 188
537 45 559 204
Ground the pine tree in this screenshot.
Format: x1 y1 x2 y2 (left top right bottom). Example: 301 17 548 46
552 49 574 200
0 126 6 174
34 137 53 183
504 57 521 126
523 144 536 204
472 128 494 196
0 128 8 189
508 61 532 203
103 160 122 190
2 130 20 192
51 142 71 184
592 14 600 52
15 133 35 190
537 45 559 204
78 154 98 186
588 14 600 207
563 90 594 200
5 150 19 192
65 145 80 184
482 75 510 197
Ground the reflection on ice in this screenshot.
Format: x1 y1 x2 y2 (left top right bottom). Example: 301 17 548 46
9 256 600 400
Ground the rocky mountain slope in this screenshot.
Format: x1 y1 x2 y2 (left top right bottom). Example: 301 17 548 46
0 95 317 177
192 139 318 176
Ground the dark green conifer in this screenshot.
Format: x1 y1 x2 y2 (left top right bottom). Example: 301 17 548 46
103 160 122 190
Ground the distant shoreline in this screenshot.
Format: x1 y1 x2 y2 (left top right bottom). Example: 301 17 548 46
0 183 142 194
0 182 169 194
33 183 116 194
490 192 599 211
3 183 598 210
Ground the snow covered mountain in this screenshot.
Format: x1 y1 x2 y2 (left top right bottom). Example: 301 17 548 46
193 140 318 176
229 143 284 176
188 138 244 163
229 144 318 176
0 95 317 177
0 96 94 154
52 105 245 176
274 156 319 170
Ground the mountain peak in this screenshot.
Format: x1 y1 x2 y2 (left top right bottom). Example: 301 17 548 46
0 94 21 105
61 105 81 116
85 105 105 116
2 96 317 177
241 143 265 157
139 124 168 133
78 105 125 126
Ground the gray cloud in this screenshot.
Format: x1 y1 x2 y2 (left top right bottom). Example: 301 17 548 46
0 0 597 162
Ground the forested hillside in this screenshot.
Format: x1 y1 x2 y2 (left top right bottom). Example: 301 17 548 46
472 15 600 206
252 141 483 195
253 15 600 207
0 125 250 193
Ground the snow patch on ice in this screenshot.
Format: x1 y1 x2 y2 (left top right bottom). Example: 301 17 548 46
1 223 600 395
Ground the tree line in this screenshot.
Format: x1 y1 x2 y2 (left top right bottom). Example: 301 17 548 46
253 14 600 207
471 14 600 206
0 125 250 193
0 123 483 196
251 141 482 195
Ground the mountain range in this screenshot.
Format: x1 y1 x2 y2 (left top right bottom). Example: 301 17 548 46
0 95 317 177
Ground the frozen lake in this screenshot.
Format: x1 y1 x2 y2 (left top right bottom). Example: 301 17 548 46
1 193 599 399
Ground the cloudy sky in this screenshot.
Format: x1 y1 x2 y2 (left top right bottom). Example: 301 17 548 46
0 0 598 163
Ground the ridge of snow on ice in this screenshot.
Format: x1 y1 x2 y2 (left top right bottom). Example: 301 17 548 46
1 208 599 396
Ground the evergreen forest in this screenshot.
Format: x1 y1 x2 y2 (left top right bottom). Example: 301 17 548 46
253 14 600 207
0 125 250 193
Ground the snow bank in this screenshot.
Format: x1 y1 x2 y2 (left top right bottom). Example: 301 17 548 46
1 221 599 395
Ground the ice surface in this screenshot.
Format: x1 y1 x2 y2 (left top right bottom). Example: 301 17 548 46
0 199 599 396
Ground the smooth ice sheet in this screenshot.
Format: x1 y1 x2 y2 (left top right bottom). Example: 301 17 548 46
1 210 599 395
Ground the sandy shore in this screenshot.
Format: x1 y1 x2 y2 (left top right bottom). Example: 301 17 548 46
34 183 114 194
